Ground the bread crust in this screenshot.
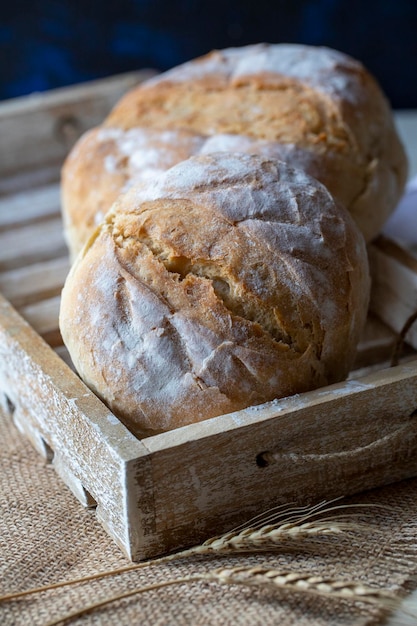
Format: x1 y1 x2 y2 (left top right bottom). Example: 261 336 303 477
59 153 370 436
61 43 407 258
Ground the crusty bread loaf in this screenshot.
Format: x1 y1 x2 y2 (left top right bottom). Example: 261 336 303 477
62 43 407 259
59 153 370 437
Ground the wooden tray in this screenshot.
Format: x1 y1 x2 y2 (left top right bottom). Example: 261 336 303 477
1 76 417 562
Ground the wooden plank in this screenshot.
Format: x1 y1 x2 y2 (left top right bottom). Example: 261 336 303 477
353 313 398 368
0 256 69 308
0 216 66 271
0 183 61 230
19 295 62 346
0 70 156 183
0 165 61 197
369 236 417 349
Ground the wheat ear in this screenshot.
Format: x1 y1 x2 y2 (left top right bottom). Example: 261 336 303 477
205 565 398 604
43 565 404 626
0 498 377 603
196 498 377 554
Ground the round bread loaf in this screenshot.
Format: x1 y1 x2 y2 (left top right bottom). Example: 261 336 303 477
59 153 370 437
62 43 407 259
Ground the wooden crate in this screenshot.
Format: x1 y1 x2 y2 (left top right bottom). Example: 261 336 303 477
1 76 417 562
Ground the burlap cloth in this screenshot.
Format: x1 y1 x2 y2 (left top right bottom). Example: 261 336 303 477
1 403 417 626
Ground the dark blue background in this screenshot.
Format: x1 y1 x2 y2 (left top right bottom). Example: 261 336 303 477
1 0 416 108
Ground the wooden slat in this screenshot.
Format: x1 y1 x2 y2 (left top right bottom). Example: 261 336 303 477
0 165 61 197
19 295 62 346
0 183 61 230
0 216 66 271
353 313 398 368
0 256 69 308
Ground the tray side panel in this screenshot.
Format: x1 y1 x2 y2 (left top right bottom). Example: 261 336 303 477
129 363 417 559
0 293 153 559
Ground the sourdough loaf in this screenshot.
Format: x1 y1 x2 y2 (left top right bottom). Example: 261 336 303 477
59 153 370 437
61 43 407 258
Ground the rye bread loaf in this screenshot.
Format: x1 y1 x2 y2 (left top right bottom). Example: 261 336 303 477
61 43 407 258
59 153 370 437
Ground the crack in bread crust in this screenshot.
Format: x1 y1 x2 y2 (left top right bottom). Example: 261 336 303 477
111 223 296 350
146 243 293 347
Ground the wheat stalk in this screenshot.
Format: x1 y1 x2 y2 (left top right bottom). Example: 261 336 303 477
43 565 404 626
0 498 378 603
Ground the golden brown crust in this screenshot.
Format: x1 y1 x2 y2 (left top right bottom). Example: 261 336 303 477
61 43 407 258
59 153 370 436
